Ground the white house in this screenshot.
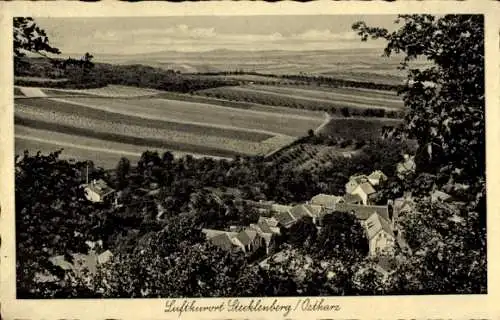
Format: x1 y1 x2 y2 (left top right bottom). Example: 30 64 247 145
368 170 388 186
82 179 115 203
345 175 369 194
364 212 395 256
349 182 376 205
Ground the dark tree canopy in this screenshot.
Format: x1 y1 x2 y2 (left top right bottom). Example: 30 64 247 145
314 212 368 261
353 15 484 191
13 17 61 58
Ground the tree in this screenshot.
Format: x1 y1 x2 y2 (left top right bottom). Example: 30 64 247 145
15 151 109 298
13 17 61 58
353 15 484 191
352 14 486 294
285 216 318 249
115 157 131 190
388 198 486 294
314 212 368 262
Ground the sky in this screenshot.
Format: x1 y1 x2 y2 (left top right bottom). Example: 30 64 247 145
36 15 399 55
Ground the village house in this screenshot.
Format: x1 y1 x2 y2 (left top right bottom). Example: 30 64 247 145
82 179 115 203
201 227 267 254
309 194 344 208
334 202 391 222
364 212 396 256
396 154 416 179
368 170 388 186
345 175 369 194
345 173 380 205
349 181 376 205
344 193 363 205
389 192 414 226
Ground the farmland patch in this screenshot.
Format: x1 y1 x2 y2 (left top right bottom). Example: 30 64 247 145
317 117 402 141
17 98 272 142
57 97 323 137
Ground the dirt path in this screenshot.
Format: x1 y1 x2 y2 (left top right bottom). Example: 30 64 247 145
314 112 333 135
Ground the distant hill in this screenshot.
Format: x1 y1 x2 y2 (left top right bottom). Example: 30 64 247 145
87 48 430 85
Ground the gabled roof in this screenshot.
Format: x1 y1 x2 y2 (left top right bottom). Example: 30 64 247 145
290 204 311 220
303 204 324 218
201 228 238 239
365 212 394 240
236 229 258 246
258 216 279 228
209 233 236 251
275 210 296 227
358 182 376 195
393 197 414 217
335 203 390 221
310 194 344 208
255 221 273 234
368 170 387 181
344 193 363 204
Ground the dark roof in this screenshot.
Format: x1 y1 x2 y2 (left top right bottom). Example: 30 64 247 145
258 216 279 228
359 182 376 195
236 229 257 246
335 203 390 221
344 193 363 204
310 194 344 208
275 210 296 227
209 233 235 251
365 213 394 239
290 204 310 220
303 204 323 218
257 221 273 234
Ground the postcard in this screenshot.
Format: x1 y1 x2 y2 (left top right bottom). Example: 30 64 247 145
0 1 499 319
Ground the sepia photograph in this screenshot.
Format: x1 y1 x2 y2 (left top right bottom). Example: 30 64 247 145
1 1 498 318
10 12 487 299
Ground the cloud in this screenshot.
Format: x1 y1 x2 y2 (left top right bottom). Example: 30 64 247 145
291 29 359 41
63 24 383 54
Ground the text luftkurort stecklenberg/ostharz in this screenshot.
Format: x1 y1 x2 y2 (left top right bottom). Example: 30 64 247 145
164 298 341 317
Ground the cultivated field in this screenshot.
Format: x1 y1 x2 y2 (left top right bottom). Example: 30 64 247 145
268 143 358 171
197 84 404 114
317 117 402 141
41 85 162 98
52 96 323 137
15 91 324 167
15 126 230 169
